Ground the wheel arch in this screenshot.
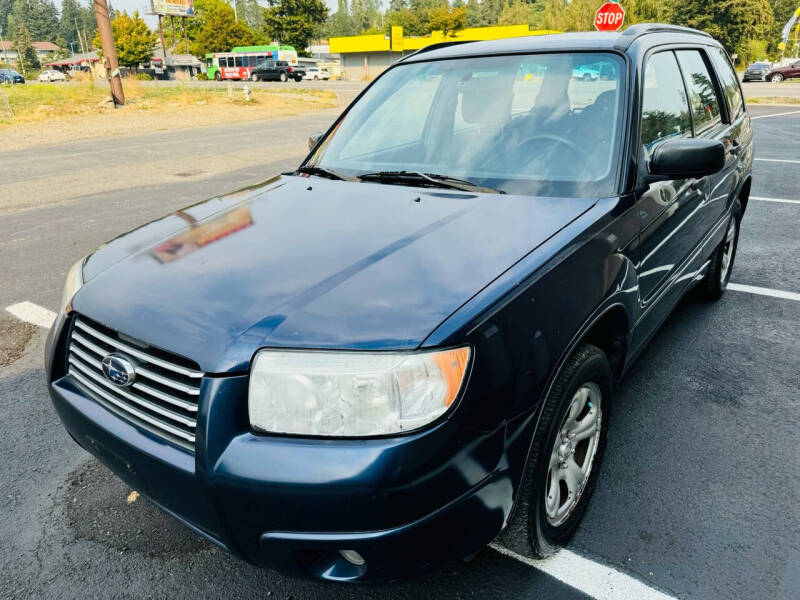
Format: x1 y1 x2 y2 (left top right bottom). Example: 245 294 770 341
737 175 751 217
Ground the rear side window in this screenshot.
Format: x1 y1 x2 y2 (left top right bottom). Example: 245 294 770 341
235 56 244 67
709 47 744 120
641 52 692 153
675 50 722 135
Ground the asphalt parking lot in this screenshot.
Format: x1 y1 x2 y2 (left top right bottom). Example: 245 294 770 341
1 104 798 599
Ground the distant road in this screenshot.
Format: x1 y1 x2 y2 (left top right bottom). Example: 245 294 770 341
141 76 800 99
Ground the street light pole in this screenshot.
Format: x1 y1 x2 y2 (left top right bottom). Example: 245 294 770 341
93 0 125 106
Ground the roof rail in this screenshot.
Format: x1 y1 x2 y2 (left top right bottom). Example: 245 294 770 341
614 23 712 50
399 40 474 62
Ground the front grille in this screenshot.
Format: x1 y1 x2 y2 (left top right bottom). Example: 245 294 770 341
67 315 203 452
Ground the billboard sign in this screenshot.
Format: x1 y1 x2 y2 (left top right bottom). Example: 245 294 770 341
151 0 195 17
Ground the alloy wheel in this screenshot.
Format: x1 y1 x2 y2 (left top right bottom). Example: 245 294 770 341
545 382 603 527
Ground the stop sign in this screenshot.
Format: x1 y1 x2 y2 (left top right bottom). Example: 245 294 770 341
595 1 625 31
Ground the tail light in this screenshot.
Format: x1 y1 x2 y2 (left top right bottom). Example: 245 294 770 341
288 66 293 73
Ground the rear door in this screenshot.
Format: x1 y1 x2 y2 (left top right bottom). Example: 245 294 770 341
707 46 752 215
674 48 730 234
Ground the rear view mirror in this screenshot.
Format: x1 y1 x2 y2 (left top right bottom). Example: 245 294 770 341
308 132 323 151
648 138 725 180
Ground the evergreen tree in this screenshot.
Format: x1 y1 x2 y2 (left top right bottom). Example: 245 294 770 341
673 0 774 55
13 21 39 72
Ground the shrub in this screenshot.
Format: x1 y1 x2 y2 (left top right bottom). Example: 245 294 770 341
134 73 152 81
196 72 208 81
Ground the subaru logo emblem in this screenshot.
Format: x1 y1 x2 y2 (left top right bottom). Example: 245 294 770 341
101 354 136 387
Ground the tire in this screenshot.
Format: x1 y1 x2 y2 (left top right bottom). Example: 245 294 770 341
583 73 592 81
313 75 318 80
500 344 612 558
251 72 258 82
700 207 740 301
769 73 784 83
214 71 221 81
279 72 287 82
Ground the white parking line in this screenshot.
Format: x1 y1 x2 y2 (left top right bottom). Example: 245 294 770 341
754 158 800 164
752 196 800 205
490 544 677 600
4 302 56 328
727 283 800 302
750 109 800 120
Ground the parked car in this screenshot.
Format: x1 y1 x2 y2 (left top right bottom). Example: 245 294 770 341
37 69 68 82
0 68 25 84
742 61 772 82
765 60 800 82
303 67 330 80
572 64 599 80
47 24 752 583
251 60 305 82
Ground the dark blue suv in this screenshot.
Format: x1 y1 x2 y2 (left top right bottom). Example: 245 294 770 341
47 24 753 582
0 68 25 84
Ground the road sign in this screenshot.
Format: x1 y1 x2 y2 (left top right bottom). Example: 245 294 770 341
595 1 625 32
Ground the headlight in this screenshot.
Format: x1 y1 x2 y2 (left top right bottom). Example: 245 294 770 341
248 347 471 436
61 258 85 312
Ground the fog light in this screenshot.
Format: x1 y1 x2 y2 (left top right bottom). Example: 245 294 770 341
339 549 365 566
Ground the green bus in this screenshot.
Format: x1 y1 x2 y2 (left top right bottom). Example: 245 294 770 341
205 45 298 81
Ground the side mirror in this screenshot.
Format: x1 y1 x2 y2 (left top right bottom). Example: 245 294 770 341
308 132 323 151
648 138 725 180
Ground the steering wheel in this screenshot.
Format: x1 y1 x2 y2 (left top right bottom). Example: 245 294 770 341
517 133 590 165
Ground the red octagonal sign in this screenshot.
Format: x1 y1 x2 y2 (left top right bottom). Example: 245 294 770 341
595 1 625 31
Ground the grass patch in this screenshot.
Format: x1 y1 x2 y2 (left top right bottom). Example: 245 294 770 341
746 96 800 105
0 77 336 125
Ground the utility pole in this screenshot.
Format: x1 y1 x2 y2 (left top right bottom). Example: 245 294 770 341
93 0 125 106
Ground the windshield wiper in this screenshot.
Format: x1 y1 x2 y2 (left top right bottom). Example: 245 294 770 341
295 165 359 182
358 171 505 194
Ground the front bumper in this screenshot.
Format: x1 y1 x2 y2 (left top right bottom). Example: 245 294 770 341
46 313 512 582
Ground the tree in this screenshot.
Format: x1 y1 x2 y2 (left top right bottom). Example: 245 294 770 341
59 0 84 47
498 1 536 26
53 33 70 58
13 22 39 72
673 0 774 58
93 11 157 68
427 4 466 35
326 0 358 37
385 8 424 35
263 0 327 53
191 2 253 56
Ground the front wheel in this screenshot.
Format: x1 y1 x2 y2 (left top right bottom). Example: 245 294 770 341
701 210 740 300
251 72 258 82
501 344 612 558
214 71 221 81
279 72 287 82
770 73 784 83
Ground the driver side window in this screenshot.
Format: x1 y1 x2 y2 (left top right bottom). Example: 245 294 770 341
641 51 692 158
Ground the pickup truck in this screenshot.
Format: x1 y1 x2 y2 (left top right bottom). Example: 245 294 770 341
251 60 305 82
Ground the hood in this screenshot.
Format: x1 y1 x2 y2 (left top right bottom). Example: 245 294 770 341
75 175 595 373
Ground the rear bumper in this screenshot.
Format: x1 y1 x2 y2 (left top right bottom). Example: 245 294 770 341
46 313 512 582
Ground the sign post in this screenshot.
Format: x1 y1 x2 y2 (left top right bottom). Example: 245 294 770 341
594 1 626 32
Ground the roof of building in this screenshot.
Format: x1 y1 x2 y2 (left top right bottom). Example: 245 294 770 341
0 40 59 51
44 51 99 67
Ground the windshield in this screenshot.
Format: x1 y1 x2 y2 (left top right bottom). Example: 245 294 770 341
308 52 625 197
